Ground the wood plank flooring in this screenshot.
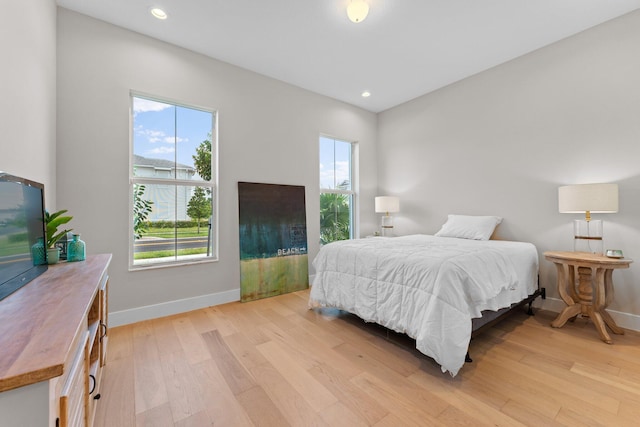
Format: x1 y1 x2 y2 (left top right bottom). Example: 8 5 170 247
94 289 640 426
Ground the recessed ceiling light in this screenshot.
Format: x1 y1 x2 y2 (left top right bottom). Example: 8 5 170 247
361 91 371 98
150 7 168 20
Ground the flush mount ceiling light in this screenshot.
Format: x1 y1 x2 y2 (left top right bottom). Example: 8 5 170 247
361 91 371 98
347 0 369 23
150 7 168 20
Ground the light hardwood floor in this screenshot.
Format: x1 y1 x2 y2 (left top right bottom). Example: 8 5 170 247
95 289 640 426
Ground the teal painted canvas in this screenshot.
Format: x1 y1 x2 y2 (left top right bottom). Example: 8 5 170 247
238 182 309 302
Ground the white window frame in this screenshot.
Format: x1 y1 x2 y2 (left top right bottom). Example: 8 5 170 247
129 91 219 270
319 135 358 242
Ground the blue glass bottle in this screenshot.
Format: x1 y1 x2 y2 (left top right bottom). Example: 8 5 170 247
67 234 86 262
31 237 46 265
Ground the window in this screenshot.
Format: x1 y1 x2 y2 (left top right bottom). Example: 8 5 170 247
319 136 356 244
130 93 217 268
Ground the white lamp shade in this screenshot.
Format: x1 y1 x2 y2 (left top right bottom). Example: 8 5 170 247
347 1 369 23
375 196 399 214
558 183 618 213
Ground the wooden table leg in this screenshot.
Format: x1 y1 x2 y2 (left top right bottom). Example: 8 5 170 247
600 310 624 335
566 265 579 304
590 311 613 344
551 262 581 328
595 267 624 336
551 303 582 328
579 266 616 343
577 266 592 318
555 263 575 306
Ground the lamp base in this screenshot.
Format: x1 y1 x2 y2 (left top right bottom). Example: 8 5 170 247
573 219 603 254
381 215 394 237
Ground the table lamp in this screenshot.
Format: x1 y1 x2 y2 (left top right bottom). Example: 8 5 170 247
558 183 618 254
375 196 399 237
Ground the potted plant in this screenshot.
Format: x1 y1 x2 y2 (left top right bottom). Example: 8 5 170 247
45 209 73 264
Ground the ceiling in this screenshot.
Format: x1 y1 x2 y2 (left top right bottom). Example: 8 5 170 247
56 0 640 113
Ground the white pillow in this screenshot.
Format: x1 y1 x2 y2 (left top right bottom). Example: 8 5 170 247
434 214 503 241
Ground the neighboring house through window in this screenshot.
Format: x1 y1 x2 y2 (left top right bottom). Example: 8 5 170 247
130 93 218 268
319 135 356 244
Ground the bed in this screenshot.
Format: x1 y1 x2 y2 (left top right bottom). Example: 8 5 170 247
308 216 543 377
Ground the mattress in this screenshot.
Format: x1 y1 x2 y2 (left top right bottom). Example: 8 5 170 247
308 234 539 376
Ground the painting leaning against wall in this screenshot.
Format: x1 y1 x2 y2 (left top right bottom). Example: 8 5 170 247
238 182 309 302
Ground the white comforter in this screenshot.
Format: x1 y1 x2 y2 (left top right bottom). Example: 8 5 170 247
308 234 538 376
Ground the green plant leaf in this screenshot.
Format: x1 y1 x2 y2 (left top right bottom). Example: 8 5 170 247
45 209 73 248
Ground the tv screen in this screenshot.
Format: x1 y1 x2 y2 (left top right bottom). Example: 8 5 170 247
0 172 47 301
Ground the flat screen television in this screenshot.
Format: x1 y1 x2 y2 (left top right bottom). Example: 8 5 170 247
0 172 48 301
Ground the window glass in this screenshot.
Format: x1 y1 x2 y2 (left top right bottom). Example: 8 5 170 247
131 94 217 268
319 136 355 244
319 136 352 190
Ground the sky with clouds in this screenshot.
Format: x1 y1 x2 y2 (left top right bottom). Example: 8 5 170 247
133 96 213 168
319 136 351 190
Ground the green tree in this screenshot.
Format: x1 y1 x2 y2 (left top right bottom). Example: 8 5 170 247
192 138 211 182
319 192 350 244
133 184 153 239
187 187 211 233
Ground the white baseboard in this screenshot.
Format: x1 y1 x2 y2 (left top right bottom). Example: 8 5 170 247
109 286 640 333
109 288 240 327
534 296 640 332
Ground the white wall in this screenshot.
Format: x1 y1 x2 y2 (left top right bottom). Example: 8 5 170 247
0 0 57 205
378 10 640 327
56 9 378 322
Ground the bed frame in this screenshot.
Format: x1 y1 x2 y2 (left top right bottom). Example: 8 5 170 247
466 284 546 362
338 284 546 366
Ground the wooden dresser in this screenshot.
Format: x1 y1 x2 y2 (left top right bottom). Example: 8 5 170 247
0 254 111 426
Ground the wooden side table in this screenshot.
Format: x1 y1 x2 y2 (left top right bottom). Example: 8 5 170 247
544 251 632 344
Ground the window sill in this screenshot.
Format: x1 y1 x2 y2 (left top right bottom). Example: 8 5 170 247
129 256 218 272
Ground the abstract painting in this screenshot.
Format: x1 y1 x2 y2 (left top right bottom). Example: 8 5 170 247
238 182 309 302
